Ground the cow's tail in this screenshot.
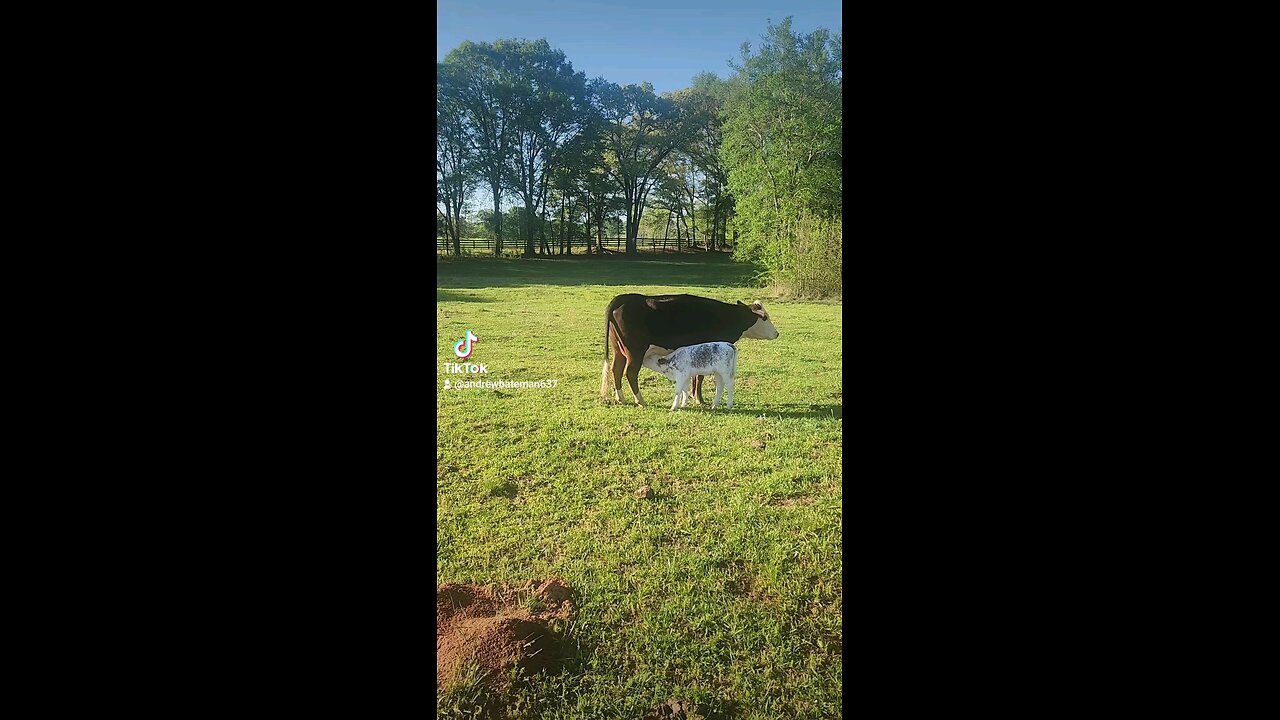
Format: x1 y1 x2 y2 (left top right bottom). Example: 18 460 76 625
602 298 622 400
602 295 629 362
601 294 637 399
600 354 612 401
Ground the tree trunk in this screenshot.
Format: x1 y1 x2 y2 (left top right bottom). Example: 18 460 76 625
453 198 464 256
584 192 592 255
688 185 697 253
540 207 551 255
523 202 536 257
625 183 639 254
491 181 503 257
566 195 574 256
597 197 605 253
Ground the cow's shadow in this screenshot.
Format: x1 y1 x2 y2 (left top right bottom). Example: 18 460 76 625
682 403 841 420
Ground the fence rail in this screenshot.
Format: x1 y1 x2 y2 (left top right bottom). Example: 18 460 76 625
436 236 724 255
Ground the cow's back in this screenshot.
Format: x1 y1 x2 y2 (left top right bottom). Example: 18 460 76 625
610 293 750 352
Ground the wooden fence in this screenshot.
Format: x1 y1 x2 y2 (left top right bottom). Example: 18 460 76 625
436 236 721 255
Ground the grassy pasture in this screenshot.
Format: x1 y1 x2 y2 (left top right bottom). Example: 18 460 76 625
437 254 842 719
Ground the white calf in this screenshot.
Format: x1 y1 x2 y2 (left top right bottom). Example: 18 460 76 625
642 342 737 411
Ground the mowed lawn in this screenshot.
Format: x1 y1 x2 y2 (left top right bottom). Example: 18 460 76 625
437 254 842 719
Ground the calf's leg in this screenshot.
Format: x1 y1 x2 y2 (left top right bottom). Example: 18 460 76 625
712 372 724 409
671 375 687 411
726 351 737 409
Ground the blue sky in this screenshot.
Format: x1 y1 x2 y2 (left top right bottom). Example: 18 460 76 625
437 0 842 96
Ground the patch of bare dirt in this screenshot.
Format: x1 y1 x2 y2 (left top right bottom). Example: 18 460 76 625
436 579 575 692
643 698 705 719
777 496 816 507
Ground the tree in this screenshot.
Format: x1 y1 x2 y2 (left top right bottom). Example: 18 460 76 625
722 17 841 271
680 74 735 250
579 162 620 254
472 209 496 239
497 40 593 258
561 121 610 255
590 80 685 253
441 41 521 257
437 63 478 256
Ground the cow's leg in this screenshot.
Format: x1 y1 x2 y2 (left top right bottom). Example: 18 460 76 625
623 342 646 405
607 329 626 403
691 375 705 405
712 372 724 409
610 351 626 403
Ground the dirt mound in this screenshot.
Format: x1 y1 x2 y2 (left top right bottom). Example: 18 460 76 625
436 579 574 691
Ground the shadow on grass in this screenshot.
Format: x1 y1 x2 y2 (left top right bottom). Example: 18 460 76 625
674 403 841 420
437 253 764 290
750 404 842 420
437 289 493 303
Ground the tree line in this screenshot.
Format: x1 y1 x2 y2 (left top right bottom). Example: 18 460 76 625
437 18 842 296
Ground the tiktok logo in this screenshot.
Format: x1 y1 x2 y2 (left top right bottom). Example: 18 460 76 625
453 330 478 359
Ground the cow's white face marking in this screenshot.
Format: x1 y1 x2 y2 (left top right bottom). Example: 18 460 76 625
744 314 779 339
741 302 779 340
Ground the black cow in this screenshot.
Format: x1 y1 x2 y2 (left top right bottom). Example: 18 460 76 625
601 293 779 406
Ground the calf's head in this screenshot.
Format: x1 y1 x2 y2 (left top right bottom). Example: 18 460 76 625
641 351 665 375
652 355 680 380
739 301 780 340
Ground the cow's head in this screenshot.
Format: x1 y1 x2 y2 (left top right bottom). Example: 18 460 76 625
739 301 780 340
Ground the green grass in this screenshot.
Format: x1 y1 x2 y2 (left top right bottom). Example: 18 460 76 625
437 254 842 719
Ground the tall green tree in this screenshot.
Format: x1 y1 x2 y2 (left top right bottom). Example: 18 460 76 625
722 18 842 270
681 73 735 250
437 63 477 256
500 40 592 257
563 119 612 254
590 80 685 253
441 41 521 257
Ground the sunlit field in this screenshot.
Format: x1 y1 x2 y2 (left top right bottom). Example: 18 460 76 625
437 254 842 719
